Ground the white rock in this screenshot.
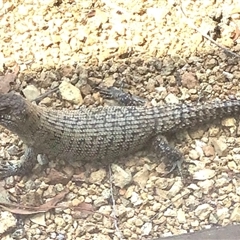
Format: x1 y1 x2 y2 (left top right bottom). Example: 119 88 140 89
141 222 152 236
111 164 132 188
165 93 179 104
194 204 213 220
30 213 46 226
216 207 229 220
222 117 236 127
0 211 17 234
193 169 216 180
167 178 184 198
211 138 228 156
164 208 176 217
130 192 143 206
231 206 240 221
133 167 149 189
59 80 83 104
89 169 107 184
198 179 214 194
22 85 41 101
177 209 186 223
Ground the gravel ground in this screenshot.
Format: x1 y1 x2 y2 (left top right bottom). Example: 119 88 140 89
1 0 240 239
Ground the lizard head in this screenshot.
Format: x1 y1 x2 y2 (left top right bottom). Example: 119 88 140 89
0 92 28 131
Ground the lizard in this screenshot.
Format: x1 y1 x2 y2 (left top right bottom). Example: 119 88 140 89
0 91 239 178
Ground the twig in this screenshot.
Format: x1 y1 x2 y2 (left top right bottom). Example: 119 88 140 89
108 165 124 240
32 86 59 104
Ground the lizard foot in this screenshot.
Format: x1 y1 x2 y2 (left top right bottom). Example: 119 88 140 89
152 135 184 177
0 147 37 179
0 160 22 178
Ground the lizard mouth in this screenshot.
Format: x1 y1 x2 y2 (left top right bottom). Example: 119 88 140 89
0 105 10 112
0 107 7 111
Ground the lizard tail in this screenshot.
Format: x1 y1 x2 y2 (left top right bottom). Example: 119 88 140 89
155 99 240 133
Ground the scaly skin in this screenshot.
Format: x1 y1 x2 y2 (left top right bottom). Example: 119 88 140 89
0 92 240 178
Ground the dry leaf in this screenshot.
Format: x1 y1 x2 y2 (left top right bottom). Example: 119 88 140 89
0 188 69 215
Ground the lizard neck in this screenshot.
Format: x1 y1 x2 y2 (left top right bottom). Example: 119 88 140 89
4 100 43 147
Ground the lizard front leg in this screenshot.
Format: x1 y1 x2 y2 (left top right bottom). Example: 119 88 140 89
0 147 38 178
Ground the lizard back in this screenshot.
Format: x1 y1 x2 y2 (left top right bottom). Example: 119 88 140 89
35 106 158 161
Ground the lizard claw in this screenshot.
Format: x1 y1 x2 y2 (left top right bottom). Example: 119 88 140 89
162 159 184 178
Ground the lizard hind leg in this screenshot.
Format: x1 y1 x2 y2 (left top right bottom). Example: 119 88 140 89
97 86 146 106
151 135 183 177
